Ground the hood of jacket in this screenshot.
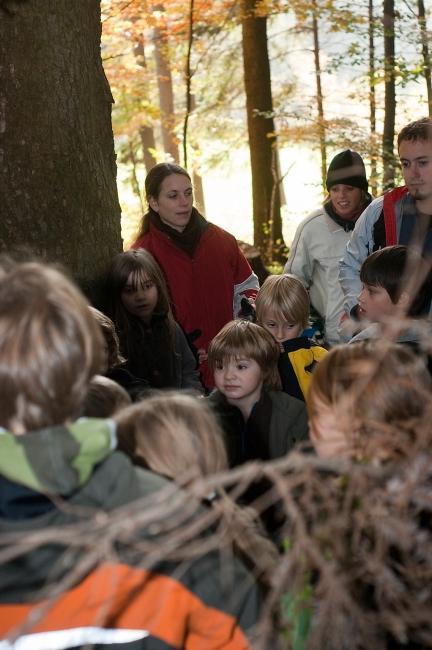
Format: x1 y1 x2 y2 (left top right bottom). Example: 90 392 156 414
0 418 116 496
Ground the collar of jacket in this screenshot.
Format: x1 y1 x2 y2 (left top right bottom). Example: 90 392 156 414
0 419 116 495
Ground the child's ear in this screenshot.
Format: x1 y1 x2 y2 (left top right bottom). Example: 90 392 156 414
396 290 410 311
148 196 159 213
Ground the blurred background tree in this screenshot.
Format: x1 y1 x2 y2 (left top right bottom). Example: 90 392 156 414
102 0 431 260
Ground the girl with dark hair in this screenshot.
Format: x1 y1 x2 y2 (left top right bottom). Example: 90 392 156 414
107 249 202 392
131 163 259 390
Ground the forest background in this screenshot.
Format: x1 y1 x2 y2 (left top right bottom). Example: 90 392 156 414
102 0 432 261
0 0 430 301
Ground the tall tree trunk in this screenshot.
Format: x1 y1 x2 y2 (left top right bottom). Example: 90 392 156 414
369 0 379 196
312 0 327 193
241 0 284 259
382 0 396 190
133 34 157 172
152 6 179 163
127 140 145 214
140 126 157 173
192 170 206 216
0 0 122 305
418 0 432 117
183 0 194 168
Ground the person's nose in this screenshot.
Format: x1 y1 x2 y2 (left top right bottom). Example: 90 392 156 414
358 287 366 304
134 288 145 302
224 365 236 381
276 325 285 340
412 162 421 177
405 162 419 180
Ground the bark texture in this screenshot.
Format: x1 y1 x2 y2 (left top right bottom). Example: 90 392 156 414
241 0 284 258
0 0 122 304
153 14 179 163
312 0 327 193
382 0 396 190
418 0 432 118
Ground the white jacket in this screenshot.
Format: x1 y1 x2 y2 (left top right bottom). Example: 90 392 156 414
284 207 352 347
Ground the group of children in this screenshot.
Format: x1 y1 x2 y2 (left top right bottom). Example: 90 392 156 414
90 238 430 474
1 162 432 646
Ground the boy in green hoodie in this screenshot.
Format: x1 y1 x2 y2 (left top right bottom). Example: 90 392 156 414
0 261 259 649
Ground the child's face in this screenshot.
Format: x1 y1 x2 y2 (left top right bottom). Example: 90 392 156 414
309 399 350 459
121 272 158 323
358 283 397 322
261 310 302 350
213 357 263 416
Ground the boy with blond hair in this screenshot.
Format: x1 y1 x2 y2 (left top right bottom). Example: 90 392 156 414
255 274 327 401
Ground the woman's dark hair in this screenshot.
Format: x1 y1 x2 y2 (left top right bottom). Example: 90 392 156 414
137 163 192 237
107 249 176 352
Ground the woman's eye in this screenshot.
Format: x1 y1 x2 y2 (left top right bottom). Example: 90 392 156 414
266 322 275 328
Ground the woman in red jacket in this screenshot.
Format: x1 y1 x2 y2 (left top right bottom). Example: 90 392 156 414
131 163 259 389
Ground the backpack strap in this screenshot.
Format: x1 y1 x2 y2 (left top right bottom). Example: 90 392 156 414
382 186 409 245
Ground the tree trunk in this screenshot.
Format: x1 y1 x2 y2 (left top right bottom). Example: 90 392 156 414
140 126 157 173
152 7 179 163
192 170 206 216
127 140 145 214
183 0 195 168
382 0 396 190
241 0 284 259
133 35 158 172
312 0 327 193
369 0 379 196
0 0 122 305
418 0 432 117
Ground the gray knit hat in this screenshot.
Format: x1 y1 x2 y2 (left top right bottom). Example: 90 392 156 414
326 150 368 192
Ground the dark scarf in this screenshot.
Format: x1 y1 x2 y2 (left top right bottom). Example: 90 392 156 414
149 208 209 257
324 194 372 231
120 314 177 389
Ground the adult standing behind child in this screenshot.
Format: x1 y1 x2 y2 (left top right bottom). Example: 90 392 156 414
255 274 327 402
339 117 432 320
131 162 259 390
285 150 371 346
107 249 202 392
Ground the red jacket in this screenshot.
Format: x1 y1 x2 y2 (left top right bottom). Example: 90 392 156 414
132 223 258 388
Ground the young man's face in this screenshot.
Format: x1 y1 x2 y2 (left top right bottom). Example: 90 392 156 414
260 310 302 350
213 357 263 417
399 138 432 208
358 283 397 322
